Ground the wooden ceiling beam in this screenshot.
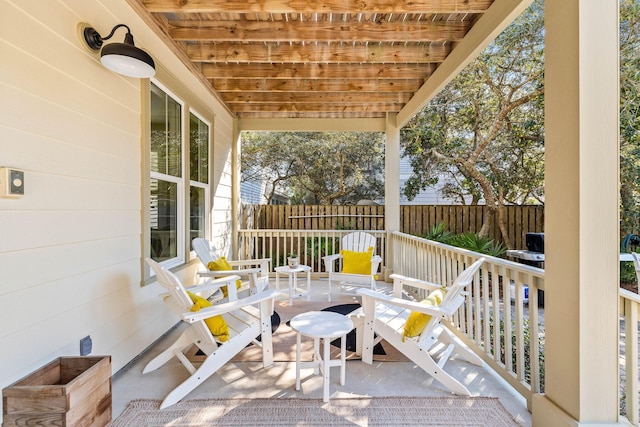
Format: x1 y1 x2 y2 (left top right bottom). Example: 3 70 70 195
142 0 492 14
237 117 387 131
135 0 509 120
222 92 413 103
202 63 434 79
230 103 404 113
237 112 387 119
212 78 424 92
170 20 470 42
186 42 450 64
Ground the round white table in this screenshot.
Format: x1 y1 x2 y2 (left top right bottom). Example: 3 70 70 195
274 265 312 305
289 311 354 402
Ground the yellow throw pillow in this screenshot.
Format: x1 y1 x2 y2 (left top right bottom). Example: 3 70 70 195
402 287 447 341
340 246 378 279
186 291 229 342
207 256 242 298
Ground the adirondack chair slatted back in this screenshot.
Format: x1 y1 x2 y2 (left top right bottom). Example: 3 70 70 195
147 258 193 312
192 237 272 297
323 231 382 301
342 231 377 253
146 258 218 353
438 258 484 310
193 237 217 266
420 257 484 340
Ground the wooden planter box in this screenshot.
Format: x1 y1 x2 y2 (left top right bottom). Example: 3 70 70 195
2 356 111 427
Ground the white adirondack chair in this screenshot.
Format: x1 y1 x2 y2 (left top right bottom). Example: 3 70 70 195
192 237 271 295
144 258 278 408
322 232 382 302
356 257 485 396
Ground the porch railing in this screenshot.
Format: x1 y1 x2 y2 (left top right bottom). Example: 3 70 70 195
237 228 638 422
620 288 640 425
389 231 544 410
238 229 387 273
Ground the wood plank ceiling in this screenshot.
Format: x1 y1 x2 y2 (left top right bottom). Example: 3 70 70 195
134 0 494 119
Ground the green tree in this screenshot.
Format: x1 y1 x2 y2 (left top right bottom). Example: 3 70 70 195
401 1 545 247
242 132 300 204
241 132 385 205
620 0 640 236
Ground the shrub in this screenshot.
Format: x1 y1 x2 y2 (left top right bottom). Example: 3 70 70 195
449 233 508 258
423 222 508 258
423 222 453 243
620 261 637 284
306 236 336 257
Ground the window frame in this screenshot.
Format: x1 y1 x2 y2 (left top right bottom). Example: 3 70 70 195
187 109 212 251
145 79 212 273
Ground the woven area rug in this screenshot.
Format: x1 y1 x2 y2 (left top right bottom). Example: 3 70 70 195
112 397 520 426
186 300 408 363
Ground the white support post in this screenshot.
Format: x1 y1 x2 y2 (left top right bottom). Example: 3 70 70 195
385 113 400 278
532 1 620 425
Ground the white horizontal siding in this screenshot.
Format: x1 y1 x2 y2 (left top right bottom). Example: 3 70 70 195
0 1 235 421
0 0 153 395
241 181 264 204
399 157 474 205
0 235 140 297
211 118 234 258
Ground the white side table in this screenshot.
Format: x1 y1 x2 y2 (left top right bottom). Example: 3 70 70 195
275 265 312 305
290 311 354 402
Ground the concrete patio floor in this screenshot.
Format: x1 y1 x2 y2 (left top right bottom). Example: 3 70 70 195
111 278 532 426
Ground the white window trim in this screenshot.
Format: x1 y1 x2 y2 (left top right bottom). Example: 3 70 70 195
149 79 186 270
143 80 214 279
187 109 212 260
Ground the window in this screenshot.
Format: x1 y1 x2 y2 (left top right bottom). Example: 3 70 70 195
189 113 209 243
149 82 210 266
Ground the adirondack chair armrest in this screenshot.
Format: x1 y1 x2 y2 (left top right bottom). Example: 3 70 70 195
322 253 342 273
357 288 454 318
370 255 382 274
228 267 263 276
186 275 242 294
198 267 261 277
200 267 269 294
371 255 382 266
389 273 441 297
227 258 271 271
182 289 279 323
322 253 342 262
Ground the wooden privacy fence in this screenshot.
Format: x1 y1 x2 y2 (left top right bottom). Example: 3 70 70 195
241 204 545 249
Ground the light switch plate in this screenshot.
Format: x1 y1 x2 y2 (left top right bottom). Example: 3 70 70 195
0 168 24 197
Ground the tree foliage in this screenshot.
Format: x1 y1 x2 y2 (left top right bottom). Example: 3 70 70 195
241 0 640 240
402 0 640 244
620 0 640 236
241 132 385 205
400 0 545 247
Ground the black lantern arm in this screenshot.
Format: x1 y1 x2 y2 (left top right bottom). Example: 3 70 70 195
100 24 132 42
83 24 133 51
